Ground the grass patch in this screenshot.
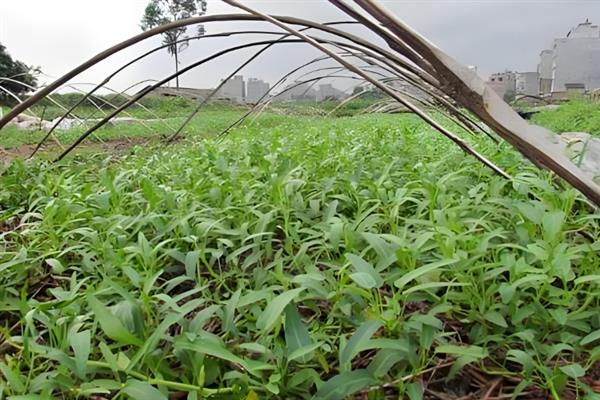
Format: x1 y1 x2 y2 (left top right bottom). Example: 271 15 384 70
0 110 296 149
0 96 383 150
531 100 600 136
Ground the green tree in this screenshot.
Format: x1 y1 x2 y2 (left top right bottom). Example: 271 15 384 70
140 0 207 89
0 43 38 106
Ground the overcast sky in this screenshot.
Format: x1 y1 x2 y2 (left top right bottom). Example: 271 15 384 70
1 0 600 92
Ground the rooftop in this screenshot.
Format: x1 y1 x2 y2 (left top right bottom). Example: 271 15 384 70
566 19 599 39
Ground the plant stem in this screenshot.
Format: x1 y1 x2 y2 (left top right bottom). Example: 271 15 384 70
86 360 234 396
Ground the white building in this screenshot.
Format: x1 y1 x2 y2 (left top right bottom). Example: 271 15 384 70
486 71 517 101
217 75 245 102
537 20 600 94
246 78 270 103
275 82 317 101
516 72 540 96
538 49 554 94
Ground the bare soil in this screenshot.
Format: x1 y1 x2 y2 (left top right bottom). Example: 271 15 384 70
0 136 160 164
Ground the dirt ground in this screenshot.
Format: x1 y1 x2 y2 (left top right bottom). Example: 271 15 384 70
0 136 160 164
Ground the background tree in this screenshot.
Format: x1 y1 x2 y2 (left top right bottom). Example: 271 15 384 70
140 0 207 89
0 43 38 106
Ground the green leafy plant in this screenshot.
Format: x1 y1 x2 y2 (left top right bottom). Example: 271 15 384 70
1 104 599 399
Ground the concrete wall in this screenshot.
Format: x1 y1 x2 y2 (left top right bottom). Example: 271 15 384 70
218 75 245 102
246 78 270 103
539 78 553 95
538 50 554 79
537 21 600 93
567 20 599 38
551 36 600 92
538 49 554 94
487 71 517 101
516 72 540 96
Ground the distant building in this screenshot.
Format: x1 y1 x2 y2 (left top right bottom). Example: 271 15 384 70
316 84 345 101
538 49 554 94
387 79 431 102
275 82 317 101
486 71 517 101
516 72 540 96
246 78 270 103
537 20 600 94
217 75 245 102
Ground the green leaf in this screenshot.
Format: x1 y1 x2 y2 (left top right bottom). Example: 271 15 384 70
544 343 573 360
265 382 280 395
449 355 480 378
362 338 410 353
406 382 423 400
340 320 382 371
402 281 469 295
581 330 600 346
0 257 27 274
313 369 377 400
345 253 383 288
506 349 535 374
411 314 443 329
394 258 457 290
122 380 167 400
128 312 181 371
189 304 220 332
575 275 600 285
560 363 586 379
87 294 143 347
177 337 241 364
512 304 536 324
137 232 152 259
284 304 312 361
361 232 398 270
516 202 544 224
0 362 25 394
549 308 568 325
349 272 378 289
70 330 91 379
435 345 488 359
184 251 199 279
112 300 144 337
257 288 305 333
526 244 549 261
223 288 242 336
288 342 323 362
117 352 131 370
237 343 267 355
367 349 405 378
175 338 266 377
498 283 516 304
246 390 259 400
99 341 118 372
542 210 565 241
484 310 508 328
238 289 272 308
45 258 64 274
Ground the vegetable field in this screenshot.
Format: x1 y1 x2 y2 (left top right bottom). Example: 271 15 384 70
1 104 600 399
